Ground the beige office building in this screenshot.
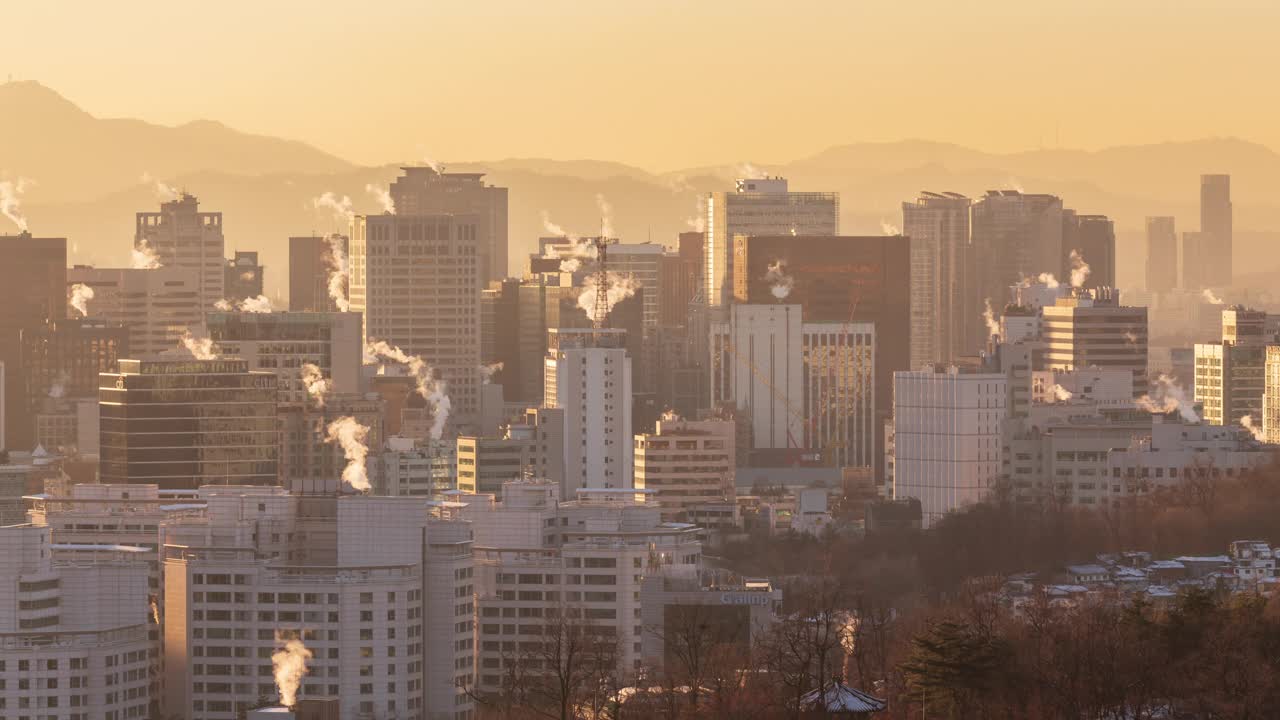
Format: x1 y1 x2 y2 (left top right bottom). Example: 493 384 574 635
135 193 225 310
1041 289 1148 397
66 266 203 357
634 418 735 521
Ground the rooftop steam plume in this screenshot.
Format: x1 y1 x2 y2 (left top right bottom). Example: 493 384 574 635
1047 384 1073 402
365 340 451 439
179 331 217 360
686 196 706 233
312 191 354 224
1241 415 1267 442
479 362 503 384
736 163 768 179
983 298 1001 340
365 184 396 214
880 219 901 235
325 234 350 312
325 416 371 491
1202 288 1224 305
764 260 794 300
69 283 94 317
577 272 641 325
1135 373 1199 423
214 295 273 313
300 363 331 407
47 372 68 399
1069 249 1091 288
131 239 162 269
0 178 32 232
594 193 615 238
1037 272 1060 289
272 636 313 708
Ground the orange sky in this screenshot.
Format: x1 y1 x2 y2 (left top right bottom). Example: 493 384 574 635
4 0 1277 170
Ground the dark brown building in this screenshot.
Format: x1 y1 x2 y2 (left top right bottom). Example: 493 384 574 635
289 235 346 312
0 233 67 450
732 234 911 477
1061 211 1115 290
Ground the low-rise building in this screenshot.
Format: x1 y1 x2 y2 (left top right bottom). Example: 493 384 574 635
634 418 735 522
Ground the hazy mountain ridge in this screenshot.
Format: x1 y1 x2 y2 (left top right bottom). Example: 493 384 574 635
5 82 1280 297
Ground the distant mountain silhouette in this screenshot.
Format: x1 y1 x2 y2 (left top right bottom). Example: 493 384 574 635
4 82 1280 298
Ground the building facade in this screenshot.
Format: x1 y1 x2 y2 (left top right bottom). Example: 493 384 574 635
66 266 204 359
1145 216 1178 294
135 193 225 310
1200 174 1232 288
388 166 509 283
543 329 633 491
1041 289 1149 397
902 192 974 366
633 418 735 521
99 359 279 489
1 234 67 450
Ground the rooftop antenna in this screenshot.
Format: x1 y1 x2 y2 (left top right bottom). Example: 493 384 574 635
592 233 609 330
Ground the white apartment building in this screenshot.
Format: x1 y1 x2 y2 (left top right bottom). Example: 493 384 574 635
65 266 203 357
161 487 475 720
710 304 875 468
350 212 482 425
892 366 1007 527
705 177 838 307
1031 368 1134 407
460 481 702 689
634 418 735 522
544 328 633 492
135 193 226 311
206 311 364 406
0 524 152 719
1105 419 1274 489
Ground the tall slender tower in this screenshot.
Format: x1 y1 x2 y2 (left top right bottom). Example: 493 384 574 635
902 192 973 365
1200 174 1232 287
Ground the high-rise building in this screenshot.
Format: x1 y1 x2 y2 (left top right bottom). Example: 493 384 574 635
892 365 1007 528
634 418 735 521
350 211 482 427
709 304 876 468
1061 211 1115 290
1263 346 1280 444
1145 216 1178 294
704 177 838 307
480 278 521 394
0 233 66 450
0 524 152 716
289 235 347 312
18 317 128 441
544 328 633 491
388 166 509 282
205 310 363 405
66 266 204 358
457 407 566 495
971 190 1064 316
1041 289 1149 397
731 234 908 472
1196 307 1269 427
161 488 475 719
99 359 279 489
224 250 264 302
1181 230 1211 290
135 193 225 310
462 481 702 691
1200 174 1232 287
662 233 703 326
902 192 974 366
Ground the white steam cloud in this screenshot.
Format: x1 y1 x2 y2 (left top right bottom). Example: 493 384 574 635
140 172 179 202
594 193 615 238
179 331 217 361
312 191 354 224
69 283 94 317
0 178 33 232
1135 373 1199 423
736 163 769 180
660 409 681 422
272 636 313 708
764 260 794 300
480 362 504 384
1047 384 1073 403
47 372 68 399
1202 288 1224 305
239 270 256 282
300 363 331 407
325 234 350 312
1037 272 1060 289
1241 414 1267 442
686 196 706 233
214 295 274 313
880 220 901 235
577 272 641 325
365 340 451 440
131 239 162 269
366 183 396 214
983 298 1001 340
1069 249 1091 289
325 416 371 491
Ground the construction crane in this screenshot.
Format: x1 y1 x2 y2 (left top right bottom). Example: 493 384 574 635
592 236 610 329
